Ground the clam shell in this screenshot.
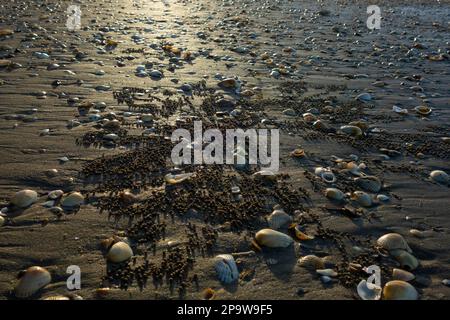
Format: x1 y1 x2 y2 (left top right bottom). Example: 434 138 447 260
61 192 84 207
325 188 344 201
316 269 338 277
14 266 51 298
430 170 449 184
351 191 372 207
340 125 362 137
214 254 239 284
106 241 133 263
11 189 38 208
392 268 415 282
356 92 372 102
414 105 432 116
377 233 412 253
48 190 64 200
267 209 292 230
376 194 390 202
255 229 294 248
316 168 336 183
390 249 419 270
392 105 408 115
298 255 324 270
357 280 382 300
0 215 5 227
383 280 418 300
355 176 382 193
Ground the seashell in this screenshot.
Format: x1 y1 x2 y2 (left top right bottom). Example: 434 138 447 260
267 209 292 230
313 120 330 131
165 172 194 185
202 288 216 300
356 92 372 102
349 120 369 131
324 188 345 201
291 148 305 158
252 170 277 182
340 125 363 137
61 192 84 207
255 229 294 248
414 105 432 116
320 170 336 183
302 112 316 123
351 191 372 207
0 215 5 227
14 266 51 298
11 189 38 208
357 280 382 300
289 224 314 240
103 119 121 131
106 241 133 263
283 108 296 116
218 78 238 89
355 176 382 193
0 59 11 67
392 268 415 282
321 276 332 283
382 280 418 300
376 194 390 202
392 105 408 115
103 133 119 141
48 190 63 200
390 249 419 270
316 269 338 277
409 229 427 238
377 233 412 253
214 254 239 284
429 170 449 184
42 295 70 300
298 255 324 270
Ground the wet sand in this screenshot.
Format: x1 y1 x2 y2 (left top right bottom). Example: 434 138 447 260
0 0 449 300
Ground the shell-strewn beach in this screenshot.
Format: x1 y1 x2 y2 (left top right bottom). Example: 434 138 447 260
0 0 449 300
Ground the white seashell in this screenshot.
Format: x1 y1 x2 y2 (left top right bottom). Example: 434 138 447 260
357 280 382 300
14 266 51 298
383 280 418 300
298 255 324 270
430 170 449 184
324 188 344 201
392 268 415 282
351 191 372 207
61 192 84 207
106 241 133 263
316 269 338 277
392 105 408 115
255 229 294 248
214 254 239 284
48 190 63 200
11 189 38 208
377 233 412 253
355 176 382 193
356 92 372 102
377 194 390 202
267 209 292 230
340 125 363 137
390 249 419 270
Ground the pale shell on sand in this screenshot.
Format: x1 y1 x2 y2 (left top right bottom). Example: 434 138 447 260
382 280 418 300
48 190 64 200
11 189 38 208
61 192 84 207
298 255 324 270
255 229 294 248
357 280 382 300
390 249 419 270
351 191 372 207
106 241 133 263
267 209 292 230
429 170 449 184
354 176 382 193
376 233 412 253
214 254 239 284
324 188 344 201
14 266 51 298
392 268 415 282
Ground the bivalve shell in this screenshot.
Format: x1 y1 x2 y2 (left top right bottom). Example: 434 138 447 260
377 233 412 253
48 190 64 200
430 170 449 184
214 254 239 284
298 255 324 270
351 191 372 207
392 268 415 282
357 280 382 300
390 249 419 270
255 229 294 248
14 266 51 298
355 176 382 193
106 241 133 263
383 280 418 300
61 192 84 207
11 189 38 208
267 209 292 230
324 188 345 201
340 125 363 137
